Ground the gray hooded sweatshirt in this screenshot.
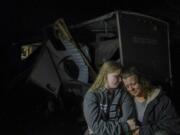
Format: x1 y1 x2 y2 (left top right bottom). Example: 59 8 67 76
83 87 136 135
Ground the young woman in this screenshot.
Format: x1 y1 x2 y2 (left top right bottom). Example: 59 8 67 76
122 67 180 135
83 61 137 135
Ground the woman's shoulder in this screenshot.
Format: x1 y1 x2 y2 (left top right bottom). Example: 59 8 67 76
83 90 98 104
84 89 102 98
151 88 173 105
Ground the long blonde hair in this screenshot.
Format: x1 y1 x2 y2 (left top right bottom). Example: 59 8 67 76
90 61 122 91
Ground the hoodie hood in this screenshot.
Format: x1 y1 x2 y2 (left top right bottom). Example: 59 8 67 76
146 88 161 105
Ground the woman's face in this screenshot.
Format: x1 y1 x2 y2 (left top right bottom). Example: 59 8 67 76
106 71 122 89
123 75 143 97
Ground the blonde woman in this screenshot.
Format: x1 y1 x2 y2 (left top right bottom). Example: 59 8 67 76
83 61 136 135
122 67 180 135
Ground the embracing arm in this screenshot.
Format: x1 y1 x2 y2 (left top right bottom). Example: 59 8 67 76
119 91 137 132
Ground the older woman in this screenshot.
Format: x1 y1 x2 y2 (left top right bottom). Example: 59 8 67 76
83 61 136 135
122 67 180 135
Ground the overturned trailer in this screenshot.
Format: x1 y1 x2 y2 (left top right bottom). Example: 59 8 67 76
28 19 95 98
71 10 172 87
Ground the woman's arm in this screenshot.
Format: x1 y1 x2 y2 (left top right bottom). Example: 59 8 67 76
83 91 132 135
118 91 137 132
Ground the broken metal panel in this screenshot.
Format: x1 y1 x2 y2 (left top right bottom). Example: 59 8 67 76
94 39 119 67
46 40 73 82
28 44 62 97
119 11 171 84
115 11 124 66
53 19 96 83
71 12 119 70
28 39 89 98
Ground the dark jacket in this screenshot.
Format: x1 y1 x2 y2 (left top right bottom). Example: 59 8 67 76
83 87 136 135
139 89 180 135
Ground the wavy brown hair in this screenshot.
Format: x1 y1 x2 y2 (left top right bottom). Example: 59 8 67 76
90 61 122 91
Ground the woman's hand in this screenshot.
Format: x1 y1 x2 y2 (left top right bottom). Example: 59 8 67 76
127 119 139 131
132 128 139 135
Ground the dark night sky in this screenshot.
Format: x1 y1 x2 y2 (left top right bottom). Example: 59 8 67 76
1 0 180 44
1 0 178 38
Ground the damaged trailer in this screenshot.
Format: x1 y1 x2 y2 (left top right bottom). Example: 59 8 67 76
28 19 96 98
22 18 96 126
70 10 172 87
